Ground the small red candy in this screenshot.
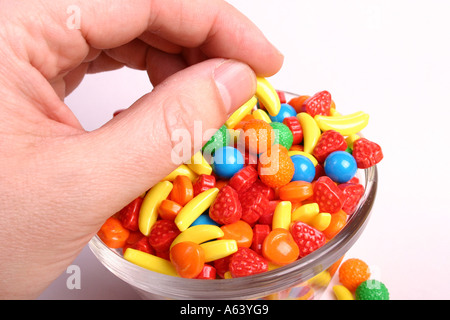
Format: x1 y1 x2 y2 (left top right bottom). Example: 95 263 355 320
283 116 303 145
229 247 269 278
195 264 217 280
239 191 269 226
118 197 143 231
313 130 347 163
302 90 332 117
313 176 344 214
209 185 242 225
148 220 181 253
352 138 383 169
251 224 271 255
193 174 216 196
228 166 258 193
290 221 326 258
338 183 365 215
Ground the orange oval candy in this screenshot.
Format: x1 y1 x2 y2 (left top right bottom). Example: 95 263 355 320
170 241 205 279
171 175 194 206
323 210 347 239
97 217 130 249
258 145 295 188
158 199 182 221
262 228 299 266
220 220 253 248
278 181 313 202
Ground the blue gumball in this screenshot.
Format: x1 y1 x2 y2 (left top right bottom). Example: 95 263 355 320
212 146 244 179
324 151 357 183
269 103 297 123
191 212 220 227
290 155 316 182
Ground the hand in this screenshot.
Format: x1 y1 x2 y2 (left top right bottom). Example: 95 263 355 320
0 0 283 298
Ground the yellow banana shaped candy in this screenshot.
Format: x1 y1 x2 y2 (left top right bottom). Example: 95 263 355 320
187 151 212 175
170 224 224 249
255 77 280 117
200 239 238 262
297 112 321 154
163 164 197 182
314 111 369 136
333 285 355 300
252 109 272 123
124 248 179 277
174 188 219 231
139 181 173 236
272 201 292 230
225 96 257 129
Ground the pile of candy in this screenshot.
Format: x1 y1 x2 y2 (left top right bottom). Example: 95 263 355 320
333 258 390 300
97 77 383 281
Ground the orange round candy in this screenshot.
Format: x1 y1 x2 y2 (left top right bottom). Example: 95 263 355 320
323 210 347 239
258 145 295 188
240 119 275 154
339 258 371 291
171 175 194 206
97 217 130 249
278 181 313 202
220 220 253 248
262 228 299 266
170 241 205 279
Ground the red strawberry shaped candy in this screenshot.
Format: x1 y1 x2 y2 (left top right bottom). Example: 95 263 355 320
193 174 216 196
302 90 332 117
228 166 258 193
313 130 347 163
352 138 383 169
338 183 365 215
209 185 242 225
239 191 269 226
290 221 326 258
148 220 180 253
229 247 269 278
313 176 344 214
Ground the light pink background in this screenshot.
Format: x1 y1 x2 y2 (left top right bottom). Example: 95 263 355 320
39 0 450 300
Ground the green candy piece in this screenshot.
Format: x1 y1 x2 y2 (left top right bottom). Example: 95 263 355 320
202 125 230 157
270 122 293 151
355 280 390 300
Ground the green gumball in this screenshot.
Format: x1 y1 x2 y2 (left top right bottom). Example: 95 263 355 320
270 122 293 151
355 280 390 300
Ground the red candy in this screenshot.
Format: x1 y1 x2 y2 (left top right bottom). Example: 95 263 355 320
290 221 326 258
193 174 216 196
229 247 268 278
251 224 271 255
148 220 180 253
313 130 347 163
228 166 258 193
118 197 143 232
302 90 332 117
313 176 344 214
283 116 303 145
352 138 383 169
240 191 269 226
338 183 365 215
209 185 242 225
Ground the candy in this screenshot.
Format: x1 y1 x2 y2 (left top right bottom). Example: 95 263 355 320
240 119 275 155
240 189 269 226
209 185 242 225
170 175 194 206
258 145 295 188
170 224 224 249
290 155 316 183
287 95 310 113
339 258 371 291
220 220 253 248
157 199 182 221
303 90 332 117
118 197 143 232
163 164 197 182
352 138 383 169
200 239 238 262
229 247 269 278
190 213 220 227
270 121 294 150
195 264 217 280
313 130 348 163
255 77 281 117
262 228 299 266
323 210 347 239
139 181 173 236
290 221 326 258
292 203 320 223
212 146 244 179
272 201 292 230
288 150 318 167
297 112 321 154
282 116 303 145
174 187 219 232
355 280 389 300
338 183 365 215
228 165 258 193
313 176 344 214
314 111 369 136
324 151 357 183
148 219 180 253
202 125 230 157
97 217 130 249
279 181 313 202
170 241 205 279
252 109 272 123
251 224 271 255
333 285 355 300
124 248 178 277
269 103 297 123
193 174 216 196
188 151 213 176
225 96 257 129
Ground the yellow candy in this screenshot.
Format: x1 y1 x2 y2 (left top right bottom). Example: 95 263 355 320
255 77 281 117
268 262 281 271
200 239 238 262
309 270 331 287
174 188 219 232
123 248 178 277
291 203 320 223
314 111 369 136
163 164 197 182
333 285 355 300
225 96 257 129
287 150 318 167
139 181 173 236
329 108 342 117
297 112 321 154
170 224 224 249
345 133 361 149
187 151 212 176
272 201 292 230
310 212 332 231
223 271 233 279
252 109 272 123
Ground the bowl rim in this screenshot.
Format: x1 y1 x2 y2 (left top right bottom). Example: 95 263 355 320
88 91 379 300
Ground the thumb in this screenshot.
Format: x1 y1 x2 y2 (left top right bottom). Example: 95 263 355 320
74 58 256 218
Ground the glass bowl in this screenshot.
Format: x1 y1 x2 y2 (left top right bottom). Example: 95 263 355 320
88 91 378 300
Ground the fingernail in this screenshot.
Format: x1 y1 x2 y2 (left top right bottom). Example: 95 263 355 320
213 60 256 115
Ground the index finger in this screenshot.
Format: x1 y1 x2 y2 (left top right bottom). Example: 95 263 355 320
56 0 283 76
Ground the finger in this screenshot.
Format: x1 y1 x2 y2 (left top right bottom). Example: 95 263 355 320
65 58 256 218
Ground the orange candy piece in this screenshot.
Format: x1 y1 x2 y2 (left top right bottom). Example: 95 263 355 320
220 220 253 248
171 175 194 206
158 199 182 221
170 241 205 279
338 258 371 291
97 217 130 249
258 145 295 188
278 181 313 202
323 210 347 239
240 119 275 154
288 95 310 113
262 228 299 266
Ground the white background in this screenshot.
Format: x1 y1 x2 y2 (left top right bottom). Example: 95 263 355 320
39 0 450 300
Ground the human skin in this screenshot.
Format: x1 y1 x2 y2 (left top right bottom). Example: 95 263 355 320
0 0 283 299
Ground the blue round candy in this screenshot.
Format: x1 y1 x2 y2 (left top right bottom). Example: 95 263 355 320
212 146 244 179
191 212 220 227
324 151 357 183
269 103 297 123
290 155 316 182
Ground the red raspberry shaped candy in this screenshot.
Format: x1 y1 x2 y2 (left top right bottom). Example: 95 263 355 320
313 176 344 214
209 185 242 225
313 130 347 163
148 220 180 253
338 183 365 215
229 247 269 278
302 90 332 117
239 191 269 226
228 166 258 193
352 138 383 169
193 174 216 196
290 221 326 258
246 180 275 201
